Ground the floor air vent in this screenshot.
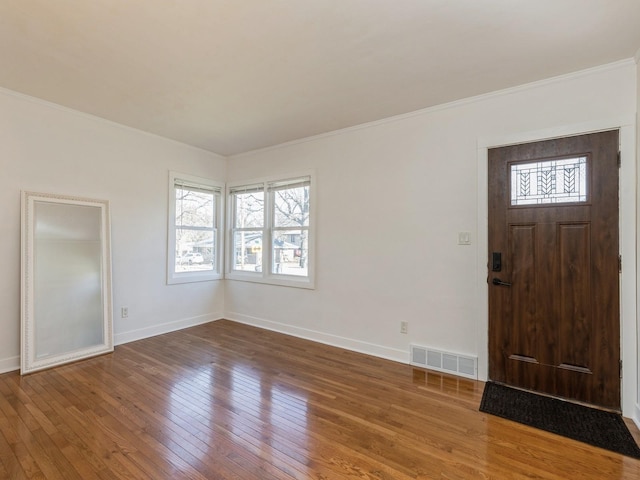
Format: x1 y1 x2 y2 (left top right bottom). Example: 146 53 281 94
410 345 477 379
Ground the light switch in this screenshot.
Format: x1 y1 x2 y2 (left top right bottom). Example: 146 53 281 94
458 232 471 245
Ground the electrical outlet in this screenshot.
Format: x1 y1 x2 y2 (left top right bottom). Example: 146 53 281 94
121 307 129 318
400 321 408 334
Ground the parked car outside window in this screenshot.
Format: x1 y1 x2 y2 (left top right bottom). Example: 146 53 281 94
180 252 204 265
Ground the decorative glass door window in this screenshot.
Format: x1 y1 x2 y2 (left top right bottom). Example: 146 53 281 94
510 156 587 206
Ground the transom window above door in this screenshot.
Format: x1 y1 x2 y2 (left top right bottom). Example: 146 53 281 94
510 156 588 206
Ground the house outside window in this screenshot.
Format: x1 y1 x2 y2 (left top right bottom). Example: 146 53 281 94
227 173 314 289
167 172 224 284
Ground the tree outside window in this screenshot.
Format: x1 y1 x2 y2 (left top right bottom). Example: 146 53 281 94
168 172 223 284
228 175 313 287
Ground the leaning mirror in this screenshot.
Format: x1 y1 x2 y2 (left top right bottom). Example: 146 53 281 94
21 191 113 374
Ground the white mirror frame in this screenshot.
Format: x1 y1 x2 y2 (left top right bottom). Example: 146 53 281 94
21 191 114 374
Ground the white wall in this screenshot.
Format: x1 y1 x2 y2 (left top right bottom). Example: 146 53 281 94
226 60 638 415
636 51 640 424
1 58 637 417
0 89 227 373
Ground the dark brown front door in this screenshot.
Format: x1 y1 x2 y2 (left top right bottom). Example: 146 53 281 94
488 130 620 410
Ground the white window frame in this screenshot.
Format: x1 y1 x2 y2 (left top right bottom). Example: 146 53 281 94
226 172 315 289
167 171 224 284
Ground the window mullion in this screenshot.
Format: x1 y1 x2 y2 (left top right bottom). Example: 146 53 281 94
264 184 274 277
176 225 215 232
272 226 309 232
232 227 263 232
168 171 223 284
227 172 312 285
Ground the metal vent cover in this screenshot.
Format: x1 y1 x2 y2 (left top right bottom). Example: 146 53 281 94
410 345 477 380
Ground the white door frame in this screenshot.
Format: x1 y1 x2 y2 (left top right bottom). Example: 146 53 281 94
476 117 637 418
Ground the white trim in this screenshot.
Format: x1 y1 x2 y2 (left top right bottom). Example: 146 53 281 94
478 116 636 150
21 191 114 374
114 313 223 345
477 119 637 417
476 144 490 384
225 274 314 290
1 314 223 373
226 170 316 289
619 125 637 418
1 60 633 160
167 171 225 285
0 356 20 374
231 60 635 159
0 86 226 159
226 312 408 364
635 404 640 431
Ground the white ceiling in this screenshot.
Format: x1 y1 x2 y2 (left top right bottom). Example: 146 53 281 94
2 1 639 156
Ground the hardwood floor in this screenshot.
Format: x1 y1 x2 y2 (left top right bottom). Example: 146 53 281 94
1 320 640 479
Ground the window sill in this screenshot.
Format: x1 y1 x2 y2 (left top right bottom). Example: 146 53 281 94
225 271 315 290
167 272 223 285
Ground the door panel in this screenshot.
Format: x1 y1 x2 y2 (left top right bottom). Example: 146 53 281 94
558 223 590 370
488 130 620 410
509 224 536 359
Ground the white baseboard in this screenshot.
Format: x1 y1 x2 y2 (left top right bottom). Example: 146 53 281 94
0 356 20 374
634 404 640 430
0 313 223 375
114 312 223 346
226 311 408 364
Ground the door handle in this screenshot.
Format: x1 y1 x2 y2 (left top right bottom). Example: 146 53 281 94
492 278 512 287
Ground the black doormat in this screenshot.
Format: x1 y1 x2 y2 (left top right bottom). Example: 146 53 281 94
480 382 640 459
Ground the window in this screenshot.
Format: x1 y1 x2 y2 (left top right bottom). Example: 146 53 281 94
510 156 588 206
168 172 224 284
230 184 265 273
228 174 314 288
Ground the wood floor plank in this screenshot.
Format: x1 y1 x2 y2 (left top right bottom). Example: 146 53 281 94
2 319 640 479
0 426 29 480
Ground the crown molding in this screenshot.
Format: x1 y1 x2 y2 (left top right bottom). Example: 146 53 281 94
230 59 636 159
0 86 225 159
